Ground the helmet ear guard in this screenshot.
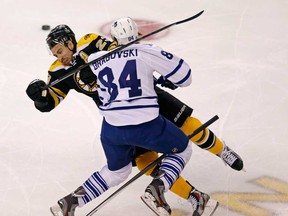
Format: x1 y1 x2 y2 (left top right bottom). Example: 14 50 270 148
110 17 139 45
46 24 77 51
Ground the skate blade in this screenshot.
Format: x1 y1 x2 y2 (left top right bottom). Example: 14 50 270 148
202 199 219 216
140 193 170 216
50 205 62 216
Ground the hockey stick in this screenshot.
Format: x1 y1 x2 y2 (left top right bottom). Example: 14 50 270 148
45 10 204 89
86 114 219 216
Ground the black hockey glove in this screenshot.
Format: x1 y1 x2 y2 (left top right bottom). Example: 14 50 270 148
157 76 178 90
79 66 97 84
26 79 47 102
72 54 97 85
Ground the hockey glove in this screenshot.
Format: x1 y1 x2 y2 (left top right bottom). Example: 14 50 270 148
157 76 178 90
72 54 97 84
26 79 48 102
79 66 97 84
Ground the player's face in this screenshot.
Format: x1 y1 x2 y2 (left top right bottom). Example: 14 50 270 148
50 42 74 66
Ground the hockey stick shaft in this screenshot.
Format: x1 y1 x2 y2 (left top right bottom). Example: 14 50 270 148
46 10 204 89
86 114 219 216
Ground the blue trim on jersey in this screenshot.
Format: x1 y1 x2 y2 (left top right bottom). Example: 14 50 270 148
102 96 158 106
118 96 157 103
165 59 184 79
175 69 191 85
105 96 158 105
99 104 159 111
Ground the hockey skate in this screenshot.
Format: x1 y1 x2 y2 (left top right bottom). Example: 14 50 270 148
50 186 85 216
218 143 244 171
188 189 218 216
141 178 171 216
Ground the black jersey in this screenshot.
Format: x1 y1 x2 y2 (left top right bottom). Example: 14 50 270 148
35 34 117 112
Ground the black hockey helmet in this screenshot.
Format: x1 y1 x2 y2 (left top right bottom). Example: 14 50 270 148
46 24 77 51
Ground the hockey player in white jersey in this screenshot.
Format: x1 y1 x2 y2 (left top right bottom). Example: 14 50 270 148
87 18 194 215
108 17 218 216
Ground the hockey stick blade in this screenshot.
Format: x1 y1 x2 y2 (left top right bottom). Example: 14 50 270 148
86 114 218 216
175 10 204 25
46 10 204 89
137 10 204 41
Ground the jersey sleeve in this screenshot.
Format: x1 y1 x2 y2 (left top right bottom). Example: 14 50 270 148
140 44 192 87
36 61 70 112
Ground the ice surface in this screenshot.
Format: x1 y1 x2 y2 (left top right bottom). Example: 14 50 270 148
0 0 288 215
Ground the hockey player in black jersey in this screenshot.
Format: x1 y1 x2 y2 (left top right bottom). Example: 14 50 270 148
26 24 117 113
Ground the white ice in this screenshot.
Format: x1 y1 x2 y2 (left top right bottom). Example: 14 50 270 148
0 0 288 216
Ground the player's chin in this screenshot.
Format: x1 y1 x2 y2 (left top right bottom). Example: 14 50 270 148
62 59 70 66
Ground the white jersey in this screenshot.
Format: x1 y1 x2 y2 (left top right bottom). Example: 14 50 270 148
88 44 192 126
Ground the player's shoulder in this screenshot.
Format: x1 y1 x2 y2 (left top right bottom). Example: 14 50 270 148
130 43 162 54
130 43 159 50
77 33 100 49
48 59 65 72
77 33 117 52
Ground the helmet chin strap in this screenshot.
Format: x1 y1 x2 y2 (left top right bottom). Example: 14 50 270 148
65 39 76 53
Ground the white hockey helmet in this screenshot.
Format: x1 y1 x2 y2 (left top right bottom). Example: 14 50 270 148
110 17 139 45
